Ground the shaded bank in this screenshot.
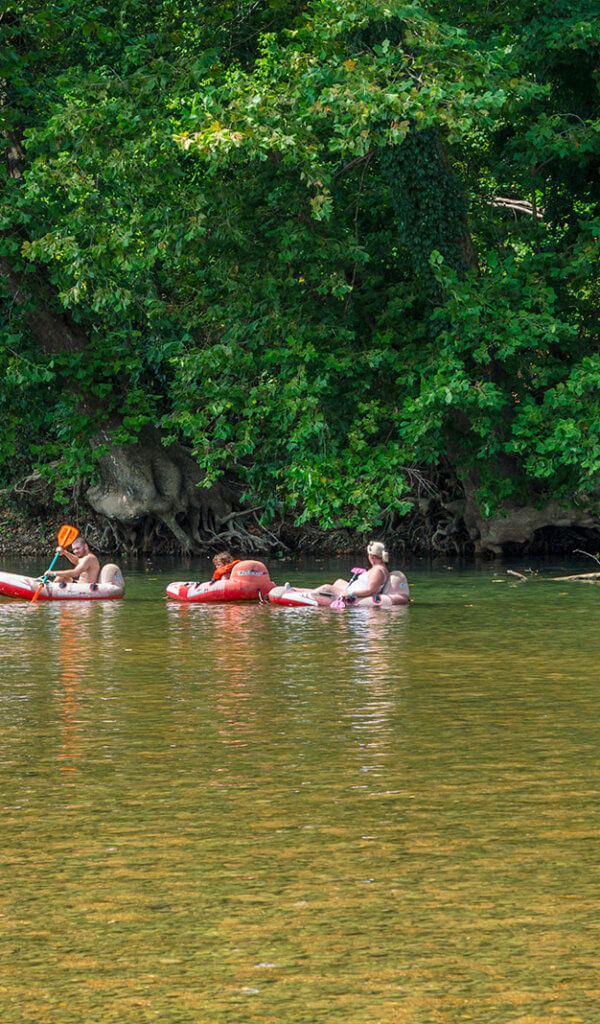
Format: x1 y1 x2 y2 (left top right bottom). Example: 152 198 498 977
3 468 600 560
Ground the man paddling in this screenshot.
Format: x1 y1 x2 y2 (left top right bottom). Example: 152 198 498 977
50 535 100 585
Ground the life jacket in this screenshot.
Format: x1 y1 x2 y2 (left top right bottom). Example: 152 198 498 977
212 559 241 582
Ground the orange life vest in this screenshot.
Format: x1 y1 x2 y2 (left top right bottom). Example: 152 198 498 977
212 559 241 581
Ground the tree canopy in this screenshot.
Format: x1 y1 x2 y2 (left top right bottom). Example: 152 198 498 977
2 0 600 550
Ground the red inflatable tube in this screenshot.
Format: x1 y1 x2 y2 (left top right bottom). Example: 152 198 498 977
166 560 275 603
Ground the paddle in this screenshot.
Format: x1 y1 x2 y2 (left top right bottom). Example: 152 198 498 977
331 567 366 610
31 524 79 603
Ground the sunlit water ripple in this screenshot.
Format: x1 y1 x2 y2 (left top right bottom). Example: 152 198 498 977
0 555 598 1022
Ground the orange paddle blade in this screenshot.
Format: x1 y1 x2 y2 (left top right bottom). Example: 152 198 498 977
57 524 79 547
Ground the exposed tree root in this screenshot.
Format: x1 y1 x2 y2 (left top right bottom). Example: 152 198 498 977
5 450 600 560
82 429 290 555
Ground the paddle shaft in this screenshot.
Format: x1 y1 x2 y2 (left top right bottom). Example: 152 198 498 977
31 551 61 603
30 525 79 603
331 568 365 609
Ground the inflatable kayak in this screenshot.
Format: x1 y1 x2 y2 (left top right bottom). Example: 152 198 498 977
268 570 409 608
0 564 125 602
166 559 275 603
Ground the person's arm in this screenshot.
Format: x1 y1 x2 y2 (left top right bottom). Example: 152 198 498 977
345 565 386 600
53 555 90 580
56 546 79 566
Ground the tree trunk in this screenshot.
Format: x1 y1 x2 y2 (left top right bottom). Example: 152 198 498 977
0 252 248 552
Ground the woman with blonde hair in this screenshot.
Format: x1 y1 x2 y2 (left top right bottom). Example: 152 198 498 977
312 540 391 602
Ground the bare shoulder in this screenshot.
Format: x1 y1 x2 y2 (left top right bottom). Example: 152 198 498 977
80 552 99 567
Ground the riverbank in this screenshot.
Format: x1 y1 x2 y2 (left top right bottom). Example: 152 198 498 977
3 494 600 562
0 511 380 560
0 489 455 560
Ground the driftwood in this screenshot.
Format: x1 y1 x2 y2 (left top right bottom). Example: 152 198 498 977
573 548 600 565
506 565 600 583
550 549 600 581
549 572 600 582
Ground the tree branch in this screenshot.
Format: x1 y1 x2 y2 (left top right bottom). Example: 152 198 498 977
333 149 375 179
490 196 544 219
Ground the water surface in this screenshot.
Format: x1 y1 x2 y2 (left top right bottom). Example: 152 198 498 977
0 556 598 1022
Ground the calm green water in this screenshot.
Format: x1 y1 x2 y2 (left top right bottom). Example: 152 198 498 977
1 555 598 1023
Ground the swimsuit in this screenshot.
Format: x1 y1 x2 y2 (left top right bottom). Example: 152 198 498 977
347 566 389 596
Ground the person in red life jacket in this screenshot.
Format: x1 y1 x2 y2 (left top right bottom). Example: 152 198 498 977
211 550 241 582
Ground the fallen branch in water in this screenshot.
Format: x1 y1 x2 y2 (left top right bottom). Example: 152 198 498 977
550 572 600 582
505 566 600 583
573 548 600 566
548 548 600 580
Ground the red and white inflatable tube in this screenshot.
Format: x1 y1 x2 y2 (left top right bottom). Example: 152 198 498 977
0 564 125 601
268 571 409 608
166 560 275 603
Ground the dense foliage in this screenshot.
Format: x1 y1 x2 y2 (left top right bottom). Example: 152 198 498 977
2 0 600 536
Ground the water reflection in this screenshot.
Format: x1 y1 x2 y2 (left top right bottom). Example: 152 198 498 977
52 601 122 775
55 603 88 775
0 601 30 671
2 561 600 1024
166 602 269 749
204 605 263 750
328 605 410 681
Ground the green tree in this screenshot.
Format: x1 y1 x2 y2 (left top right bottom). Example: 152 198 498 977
2 0 600 552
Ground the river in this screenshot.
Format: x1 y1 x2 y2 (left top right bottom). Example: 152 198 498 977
0 554 598 1023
